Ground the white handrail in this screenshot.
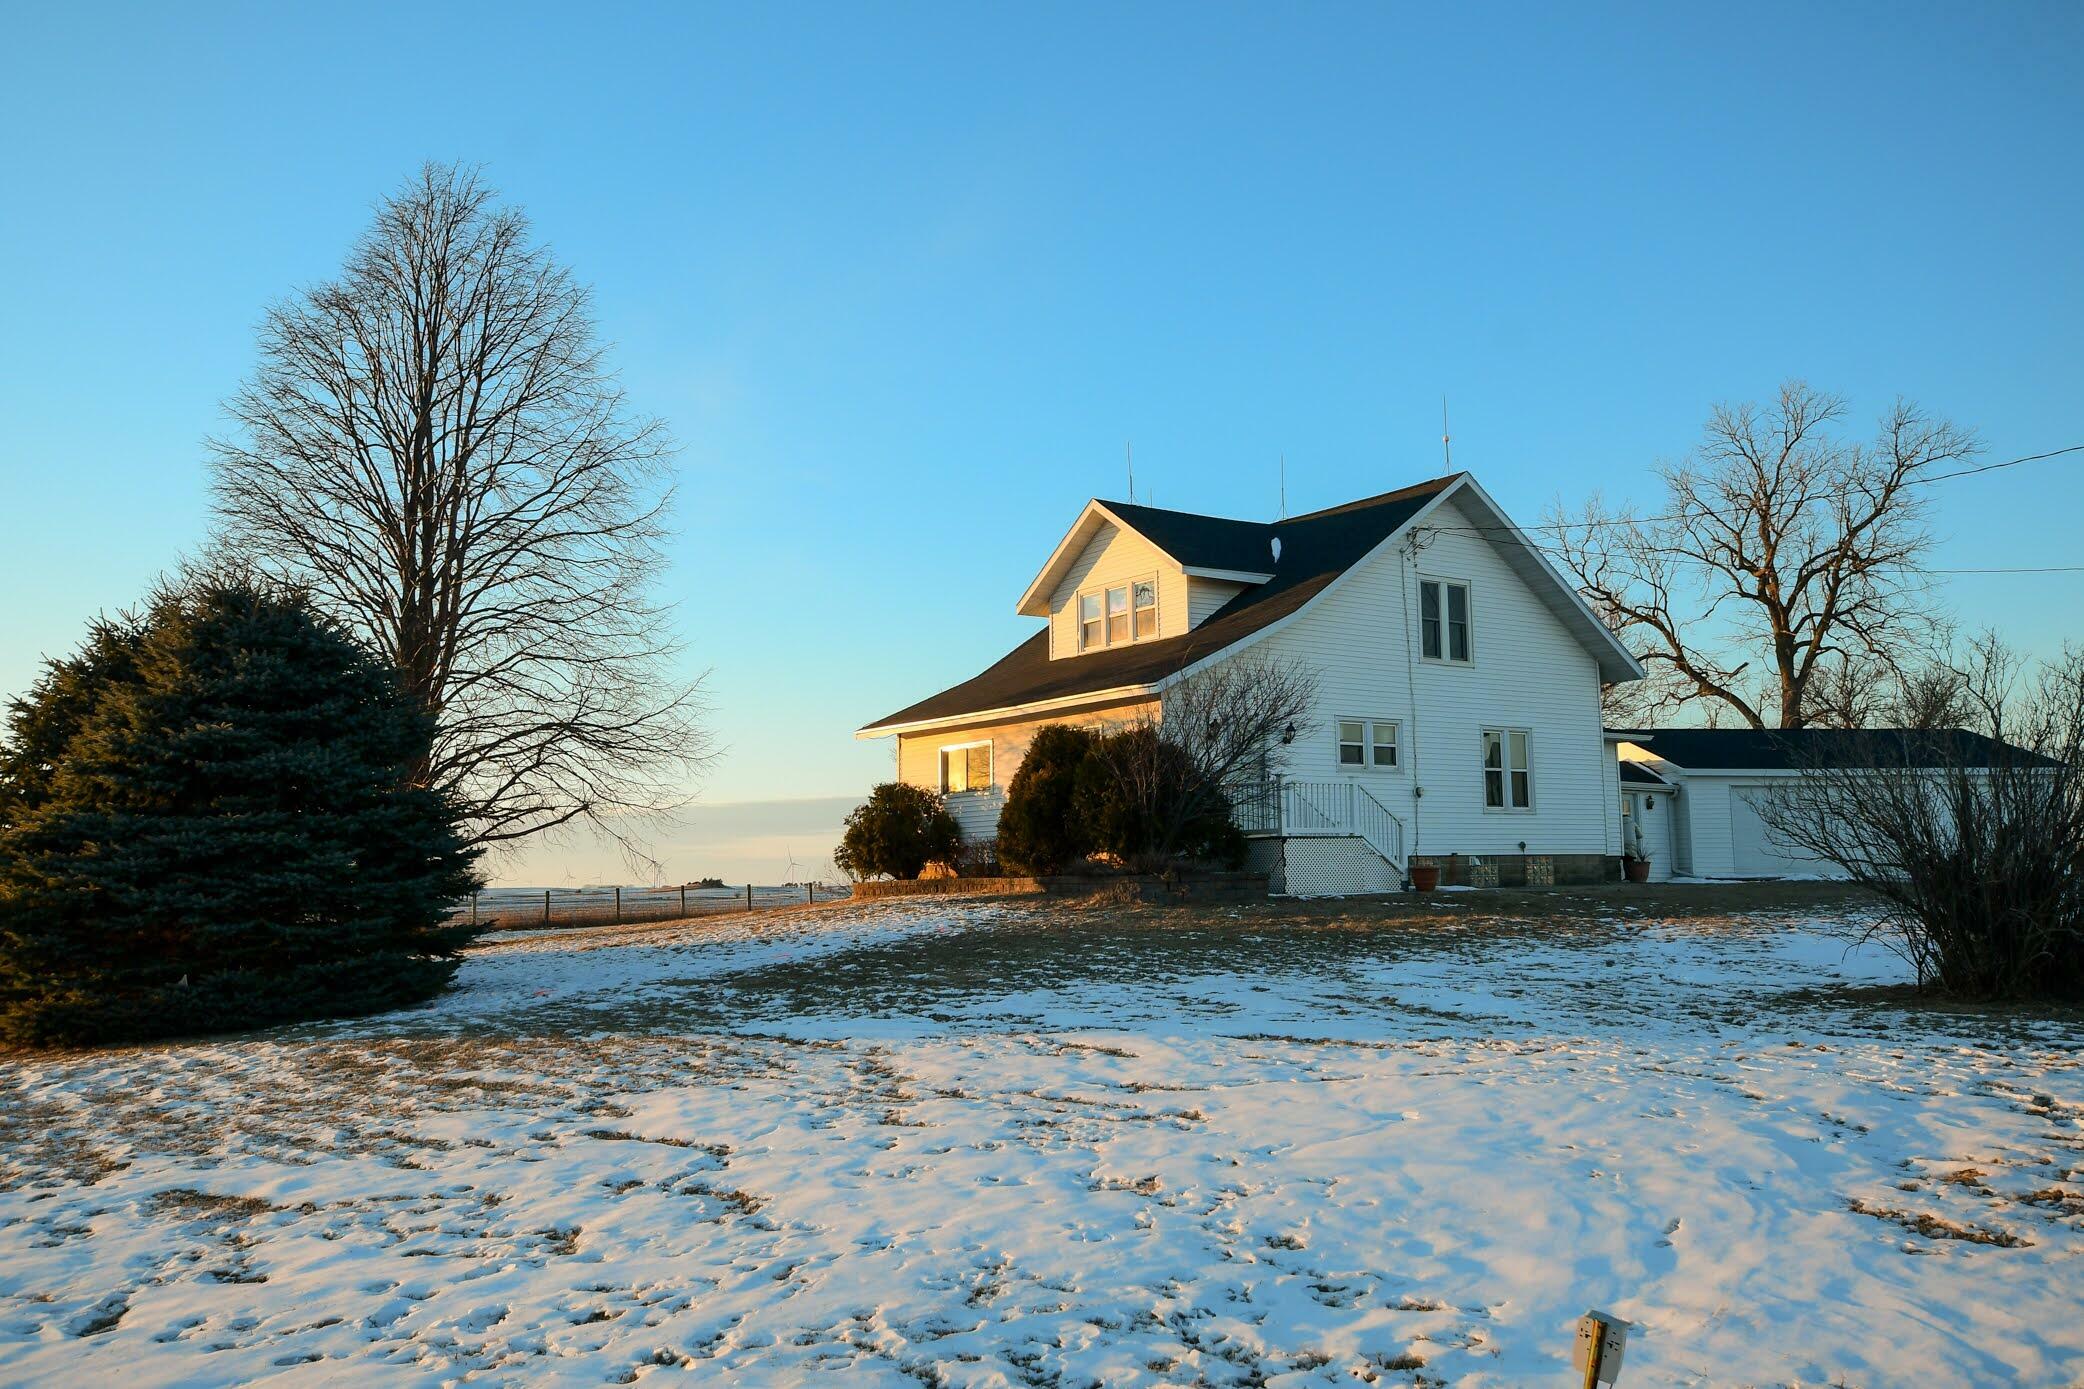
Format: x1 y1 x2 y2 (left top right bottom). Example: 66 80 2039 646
1269 777 1405 867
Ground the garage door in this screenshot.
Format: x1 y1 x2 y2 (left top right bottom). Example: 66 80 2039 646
1728 786 1837 878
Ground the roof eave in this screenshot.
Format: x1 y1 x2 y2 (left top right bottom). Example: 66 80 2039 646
855 681 1159 739
1442 476 1647 684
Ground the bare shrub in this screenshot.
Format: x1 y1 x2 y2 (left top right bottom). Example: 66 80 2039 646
1757 640 2084 998
1084 654 1317 870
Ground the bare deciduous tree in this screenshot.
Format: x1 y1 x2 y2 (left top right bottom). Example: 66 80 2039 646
1756 638 2084 999
209 163 709 854
1555 383 1977 728
1092 654 1318 864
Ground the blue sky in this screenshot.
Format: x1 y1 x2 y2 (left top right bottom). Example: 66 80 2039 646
3 3 2080 884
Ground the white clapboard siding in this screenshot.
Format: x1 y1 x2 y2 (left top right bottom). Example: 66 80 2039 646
1248 493 1610 860
1187 576 1249 628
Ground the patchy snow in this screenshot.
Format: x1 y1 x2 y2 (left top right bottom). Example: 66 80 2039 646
3 894 2081 1387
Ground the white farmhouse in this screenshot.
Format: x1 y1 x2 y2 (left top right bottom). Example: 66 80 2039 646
857 471 1646 894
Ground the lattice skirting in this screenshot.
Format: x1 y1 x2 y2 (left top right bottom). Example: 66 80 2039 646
1255 836 1403 898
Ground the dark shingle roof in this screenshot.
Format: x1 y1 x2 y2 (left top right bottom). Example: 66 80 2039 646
1093 501 1279 575
1618 762 1669 786
862 475 1462 732
1612 726 2055 770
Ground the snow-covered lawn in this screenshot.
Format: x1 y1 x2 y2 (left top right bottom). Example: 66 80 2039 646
3 889 2082 1387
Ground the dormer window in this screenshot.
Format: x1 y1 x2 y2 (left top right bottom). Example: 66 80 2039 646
1079 577 1159 651
1106 586 1130 643
1133 580 1157 637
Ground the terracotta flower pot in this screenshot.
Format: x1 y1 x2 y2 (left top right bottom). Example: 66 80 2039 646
1624 857 1651 883
1409 863 1441 892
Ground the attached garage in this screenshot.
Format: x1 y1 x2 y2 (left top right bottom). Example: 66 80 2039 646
1610 726 2035 882
1725 784 1832 878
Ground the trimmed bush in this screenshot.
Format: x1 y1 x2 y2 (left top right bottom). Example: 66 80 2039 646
834 783 961 880
995 723 1097 873
0 579 481 1047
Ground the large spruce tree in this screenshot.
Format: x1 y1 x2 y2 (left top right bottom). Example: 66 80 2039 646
0 579 481 1046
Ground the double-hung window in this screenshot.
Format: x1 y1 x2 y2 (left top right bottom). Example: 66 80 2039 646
1420 579 1472 663
1077 576 1159 650
1132 580 1158 638
1482 728 1531 809
1336 718 1399 769
939 741 992 795
1106 586 1130 643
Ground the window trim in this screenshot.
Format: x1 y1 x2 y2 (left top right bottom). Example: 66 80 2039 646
1335 716 1401 771
937 738 994 795
1419 576 1475 666
1131 577 1158 639
1077 593 1102 652
1480 725 1533 811
1074 572 1161 652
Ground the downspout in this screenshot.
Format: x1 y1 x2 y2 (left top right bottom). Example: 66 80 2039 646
1399 535 1423 864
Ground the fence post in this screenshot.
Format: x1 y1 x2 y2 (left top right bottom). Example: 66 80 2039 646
807 882 813 905
746 882 754 912
614 886 621 923
544 889 551 927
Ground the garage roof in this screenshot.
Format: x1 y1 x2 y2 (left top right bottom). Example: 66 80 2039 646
1611 726 2055 770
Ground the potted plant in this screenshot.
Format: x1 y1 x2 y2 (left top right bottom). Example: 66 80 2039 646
1623 819 1651 882
1409 860 1441 892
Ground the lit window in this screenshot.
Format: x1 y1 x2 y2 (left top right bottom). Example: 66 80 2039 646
1106 586 1130 644
1337 718 1399 769
1076 576 1160 650
1421 579 1472 663
939 742 992 794
1482 727 1531 809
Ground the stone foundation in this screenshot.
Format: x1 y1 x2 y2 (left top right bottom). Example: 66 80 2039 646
1405 851 1613 887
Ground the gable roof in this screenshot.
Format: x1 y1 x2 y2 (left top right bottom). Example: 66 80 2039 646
1619 762 1670 786
1613 726 2057 771
862 471 1642 736
1091 500 1279 577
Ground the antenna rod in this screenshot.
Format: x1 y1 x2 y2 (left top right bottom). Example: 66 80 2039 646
1441 396 1453 469
1125 442 1134 503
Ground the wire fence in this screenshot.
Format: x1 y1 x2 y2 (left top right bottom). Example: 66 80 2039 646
450 883 853 933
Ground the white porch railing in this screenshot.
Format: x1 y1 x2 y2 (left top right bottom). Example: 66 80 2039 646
1234 776 1406 869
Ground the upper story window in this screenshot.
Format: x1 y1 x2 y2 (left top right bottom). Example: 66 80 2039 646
939 740 992 794
1078 576 1159 651
1420 579 1472 663
1337 718 1399 769
1482 727 1531 810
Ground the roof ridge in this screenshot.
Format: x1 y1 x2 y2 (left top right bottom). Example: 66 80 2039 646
1282 472 1464 524
1096 498 1269 529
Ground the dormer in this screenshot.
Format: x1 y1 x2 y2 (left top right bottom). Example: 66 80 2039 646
1017 500 1276 660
